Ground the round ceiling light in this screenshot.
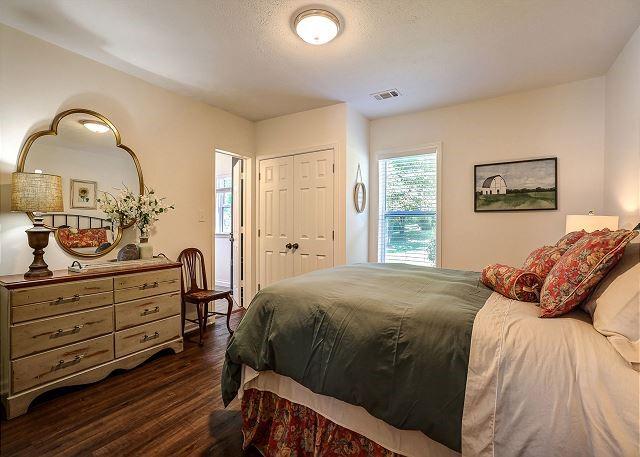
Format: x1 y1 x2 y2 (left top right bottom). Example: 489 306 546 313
294 9 340 45
79 119 110 133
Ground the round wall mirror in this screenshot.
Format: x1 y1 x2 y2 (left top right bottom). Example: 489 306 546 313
17 109 143 258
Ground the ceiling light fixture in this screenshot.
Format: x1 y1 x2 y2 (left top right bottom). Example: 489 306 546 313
294 9 340 45
79 119 110 133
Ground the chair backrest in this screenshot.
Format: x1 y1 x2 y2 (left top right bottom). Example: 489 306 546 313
177 248 208 294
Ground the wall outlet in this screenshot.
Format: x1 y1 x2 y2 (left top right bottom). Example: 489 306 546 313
198 210 205 222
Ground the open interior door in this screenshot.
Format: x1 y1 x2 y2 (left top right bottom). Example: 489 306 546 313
231 157 243 305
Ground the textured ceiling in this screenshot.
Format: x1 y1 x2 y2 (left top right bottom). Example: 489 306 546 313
1 0 639 121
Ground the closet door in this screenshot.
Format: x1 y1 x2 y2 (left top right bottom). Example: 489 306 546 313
259 156 294 287
293 149 334 275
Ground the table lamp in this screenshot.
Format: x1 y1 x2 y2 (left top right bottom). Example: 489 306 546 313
565 211 619 234
11 172 64 278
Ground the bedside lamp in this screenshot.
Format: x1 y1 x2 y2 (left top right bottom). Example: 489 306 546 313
565 211 619 234
11 172 63 278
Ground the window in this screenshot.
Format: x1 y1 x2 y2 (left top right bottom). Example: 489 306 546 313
377 151 438 266
216 175 232 234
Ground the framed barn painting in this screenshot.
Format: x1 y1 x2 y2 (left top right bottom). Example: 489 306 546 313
474 158 557 212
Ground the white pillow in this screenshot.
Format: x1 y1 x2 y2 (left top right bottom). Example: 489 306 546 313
583 237 639 367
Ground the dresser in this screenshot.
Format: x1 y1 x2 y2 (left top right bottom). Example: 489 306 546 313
0 262 184 419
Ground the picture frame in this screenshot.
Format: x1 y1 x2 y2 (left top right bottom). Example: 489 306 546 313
70 179 98 209
474 157 557 212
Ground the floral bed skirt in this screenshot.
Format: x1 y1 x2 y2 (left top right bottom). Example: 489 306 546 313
241 388 402 456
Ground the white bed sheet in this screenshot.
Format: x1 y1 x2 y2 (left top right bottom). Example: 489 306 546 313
462 292 639 457
239 292 639 456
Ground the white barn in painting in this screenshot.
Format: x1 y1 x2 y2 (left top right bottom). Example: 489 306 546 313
481 175 507 195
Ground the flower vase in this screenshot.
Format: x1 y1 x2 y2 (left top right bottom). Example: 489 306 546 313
138 237 154 260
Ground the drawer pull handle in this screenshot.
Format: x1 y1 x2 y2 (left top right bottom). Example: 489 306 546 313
53 294 80 305
141 282 159 290
53 324 84 337
142 331 160 342
141 306 160 316
55 354 85 370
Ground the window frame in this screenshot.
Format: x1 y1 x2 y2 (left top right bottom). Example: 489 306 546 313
215 174 232 235
369 143 442 267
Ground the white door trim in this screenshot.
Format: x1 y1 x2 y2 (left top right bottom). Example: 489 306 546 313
213 149 254 304
256 146 337 292
369 142 443 267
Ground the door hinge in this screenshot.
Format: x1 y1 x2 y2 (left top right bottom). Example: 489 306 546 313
259 172 261 180
332 164 335 173
332 230 335 240
258 229 261 237
258 283 261 291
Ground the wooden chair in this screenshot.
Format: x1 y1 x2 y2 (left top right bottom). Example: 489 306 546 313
177 248 234 345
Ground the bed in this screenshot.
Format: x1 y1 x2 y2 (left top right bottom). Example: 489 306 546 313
222 263 638 456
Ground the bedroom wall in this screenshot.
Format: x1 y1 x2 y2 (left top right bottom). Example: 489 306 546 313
254 104 345 267
370 78 606 271
346 106 370 264
604 25 640 229
0 25 255 276
254 103 371 267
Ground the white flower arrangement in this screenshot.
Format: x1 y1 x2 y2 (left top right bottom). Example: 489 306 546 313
97 186 174 240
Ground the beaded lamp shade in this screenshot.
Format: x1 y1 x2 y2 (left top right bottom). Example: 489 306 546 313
11 172 63 213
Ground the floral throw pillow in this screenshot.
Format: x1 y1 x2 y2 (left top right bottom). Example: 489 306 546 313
522 246 567 281
481 264 542 302
555 230 587 250
540 229 639 318
57 227 108 248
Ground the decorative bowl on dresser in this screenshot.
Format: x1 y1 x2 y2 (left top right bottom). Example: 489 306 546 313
0 261 183 419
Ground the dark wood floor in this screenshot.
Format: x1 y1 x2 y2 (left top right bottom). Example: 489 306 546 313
0 311 258 457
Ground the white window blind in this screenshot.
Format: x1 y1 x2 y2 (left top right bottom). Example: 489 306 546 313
378 153 437 266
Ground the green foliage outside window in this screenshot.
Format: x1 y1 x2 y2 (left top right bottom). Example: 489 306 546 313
379 154 437 266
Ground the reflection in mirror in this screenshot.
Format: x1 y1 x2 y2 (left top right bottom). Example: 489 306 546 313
22 112 141 257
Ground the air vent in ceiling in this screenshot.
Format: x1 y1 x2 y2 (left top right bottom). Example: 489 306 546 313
371 89 400 101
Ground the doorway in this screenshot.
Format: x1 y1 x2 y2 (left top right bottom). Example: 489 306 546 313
258 148 335 289
214 150 246 311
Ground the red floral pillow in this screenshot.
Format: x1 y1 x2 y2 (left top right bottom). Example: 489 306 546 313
522 246 567 281
555 230 587 250
540 229 638 318
57 227 108 248
481 264 542 302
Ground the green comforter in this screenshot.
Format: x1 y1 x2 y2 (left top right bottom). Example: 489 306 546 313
222 263 491 451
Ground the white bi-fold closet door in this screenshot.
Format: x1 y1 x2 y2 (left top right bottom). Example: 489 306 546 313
259 149 334 288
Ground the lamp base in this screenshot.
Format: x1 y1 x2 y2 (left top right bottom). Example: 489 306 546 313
24 224 53 279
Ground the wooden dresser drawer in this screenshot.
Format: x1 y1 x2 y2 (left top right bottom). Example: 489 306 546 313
11 307 114 358
115 315 181 358
114 268 180 290
115 291 181 330
12 334 113 393
10 278 112 307
114 279 180 303
12 291 113 324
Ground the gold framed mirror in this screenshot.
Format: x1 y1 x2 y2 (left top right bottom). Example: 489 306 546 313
16 109 144 258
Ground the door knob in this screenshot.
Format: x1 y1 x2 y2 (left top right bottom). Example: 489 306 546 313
292 243 299 250
285 243 293 249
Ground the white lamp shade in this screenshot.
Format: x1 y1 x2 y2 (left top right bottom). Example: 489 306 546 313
11 172 64 213
566 214 619 234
